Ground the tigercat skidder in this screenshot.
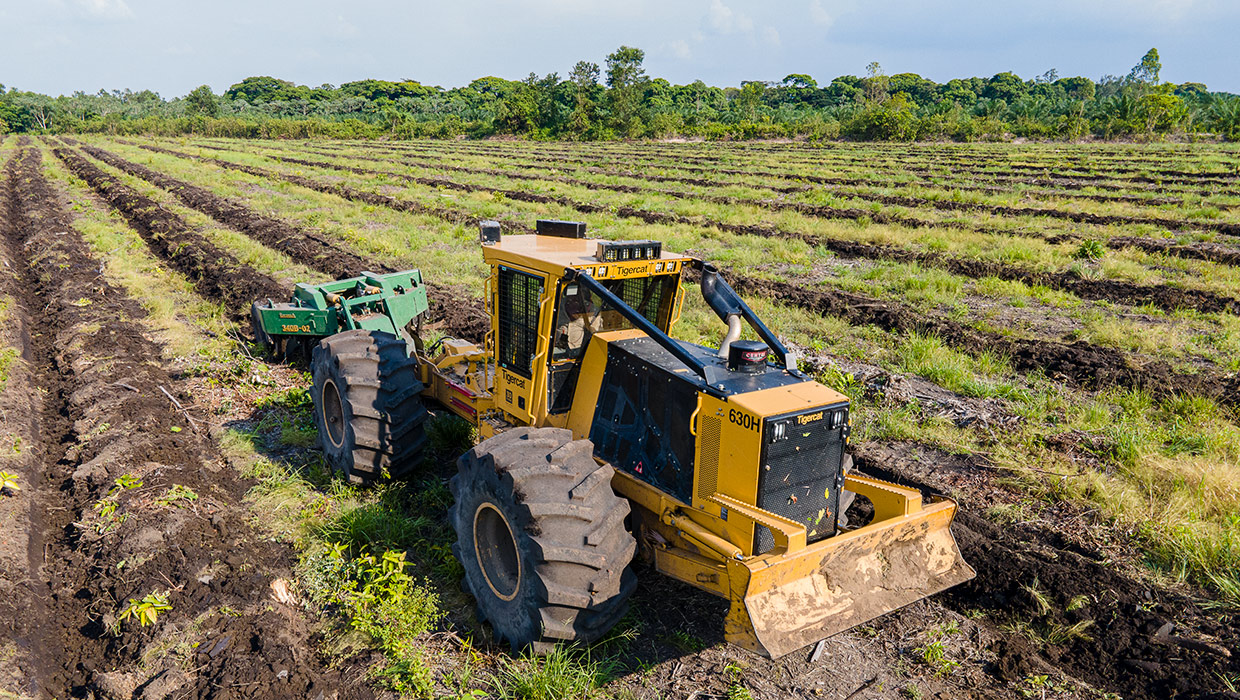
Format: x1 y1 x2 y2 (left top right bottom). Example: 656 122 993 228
251 219 975 658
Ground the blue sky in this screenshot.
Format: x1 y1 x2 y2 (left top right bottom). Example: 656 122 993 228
3 0 1237 97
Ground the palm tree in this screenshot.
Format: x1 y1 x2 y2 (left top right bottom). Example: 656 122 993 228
1209 96 1240 141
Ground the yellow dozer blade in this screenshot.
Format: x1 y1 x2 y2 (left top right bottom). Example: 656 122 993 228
720 475 975 658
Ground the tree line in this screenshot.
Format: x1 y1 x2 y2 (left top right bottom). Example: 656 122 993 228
3 47 1238 141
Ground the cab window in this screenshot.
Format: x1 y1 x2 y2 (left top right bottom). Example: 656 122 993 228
552 275 677 361
547 274 678 413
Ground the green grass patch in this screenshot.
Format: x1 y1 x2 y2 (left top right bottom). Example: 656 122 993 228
0 347 18 393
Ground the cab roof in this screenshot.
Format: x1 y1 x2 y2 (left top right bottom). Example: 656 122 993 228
482 234 693 279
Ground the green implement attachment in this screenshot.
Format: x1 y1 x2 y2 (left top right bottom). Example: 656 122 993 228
251 270 428 361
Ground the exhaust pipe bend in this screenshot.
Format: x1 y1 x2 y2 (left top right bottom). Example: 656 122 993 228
717 313 743 358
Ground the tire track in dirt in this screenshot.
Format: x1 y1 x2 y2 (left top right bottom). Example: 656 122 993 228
74 142 488 341
53 146 287 318
2 146 365 700
193 143 1240 317
855 442 1240 700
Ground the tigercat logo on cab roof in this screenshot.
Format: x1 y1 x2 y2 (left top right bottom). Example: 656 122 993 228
797 411 824 425
618 264 646 276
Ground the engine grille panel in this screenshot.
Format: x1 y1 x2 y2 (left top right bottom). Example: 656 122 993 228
696 415 721 500
754 406 847 555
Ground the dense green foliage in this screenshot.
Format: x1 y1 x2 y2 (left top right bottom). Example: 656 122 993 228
4 47 1238 141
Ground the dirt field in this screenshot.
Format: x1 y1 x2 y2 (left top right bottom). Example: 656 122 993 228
2 135 1239 699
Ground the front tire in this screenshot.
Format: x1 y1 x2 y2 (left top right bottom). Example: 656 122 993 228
450 428 637 651
310 330 428 482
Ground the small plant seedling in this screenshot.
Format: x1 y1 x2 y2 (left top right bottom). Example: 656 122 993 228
155 484 198 507
727 685 754 700
1022 577 1053 616
663 629 706 653
112 473 144 492
118 591 172 628
1073 240 1106 261
1066 594 1091 612
915 638 959 678
94 500 119 519
0 470 21 494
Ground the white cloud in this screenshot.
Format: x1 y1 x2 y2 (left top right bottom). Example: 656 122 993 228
809 0 833 27
668 39 692 59
707 0 753 34
761 26 781 47
74 0 133 20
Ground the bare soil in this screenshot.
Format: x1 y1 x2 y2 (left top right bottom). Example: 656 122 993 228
1 146 369 699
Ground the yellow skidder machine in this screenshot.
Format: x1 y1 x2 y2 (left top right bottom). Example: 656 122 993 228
252 220 974 657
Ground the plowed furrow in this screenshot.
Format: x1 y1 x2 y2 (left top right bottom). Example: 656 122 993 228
317 139 1229 212
855 443 1240 700
187 144 1240 317
318 142 1240 236
2 146 354 699
52 146 285 316
280 142 1240 264
132 143 1240 402
83 142 488 341
0 146 54 700
349 139 1239 197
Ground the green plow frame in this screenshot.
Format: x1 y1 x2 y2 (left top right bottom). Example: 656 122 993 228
251 270 429 360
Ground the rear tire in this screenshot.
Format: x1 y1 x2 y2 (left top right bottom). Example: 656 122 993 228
310 330 428 482
251 301 274 355
450 427 637 651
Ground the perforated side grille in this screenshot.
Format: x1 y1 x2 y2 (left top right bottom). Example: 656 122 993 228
696 415 721 500
497 267 543 378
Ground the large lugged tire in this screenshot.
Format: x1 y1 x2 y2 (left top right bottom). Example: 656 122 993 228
450 427 637 651
310 330 428 482
250 301 272 351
